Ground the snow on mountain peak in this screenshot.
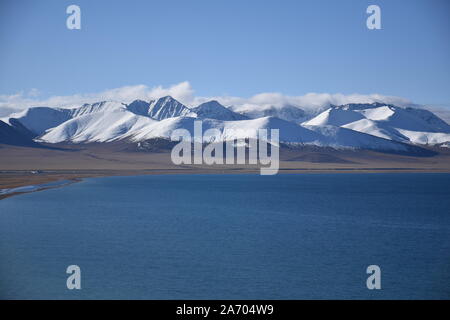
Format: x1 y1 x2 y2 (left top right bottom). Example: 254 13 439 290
147 96 192 120
191 100 248 121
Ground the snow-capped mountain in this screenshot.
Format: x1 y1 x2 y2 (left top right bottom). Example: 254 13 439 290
0 101 126 136
123 96 194 120
191 101 248 121
1 97 449 152
304 103 450 145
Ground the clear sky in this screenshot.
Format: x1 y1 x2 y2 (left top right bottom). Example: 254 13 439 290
0 0 449 105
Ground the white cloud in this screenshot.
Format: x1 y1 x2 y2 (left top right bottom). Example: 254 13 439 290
0 106 17 117
28 88 41 97
1 81 447 122
0 82 195 112
205 92 416 114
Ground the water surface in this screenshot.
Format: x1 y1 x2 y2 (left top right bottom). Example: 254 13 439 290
0 173 449 299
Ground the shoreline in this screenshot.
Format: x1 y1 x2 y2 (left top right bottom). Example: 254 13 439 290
0 178 82 201
1 168 450 201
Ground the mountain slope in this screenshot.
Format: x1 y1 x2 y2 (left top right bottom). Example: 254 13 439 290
303 124 427 154
69 101 126 117
128 116 323 143
126 100 151 116
38 109 156 143
0 120 40 147
191 100 248 121
124 116 414 152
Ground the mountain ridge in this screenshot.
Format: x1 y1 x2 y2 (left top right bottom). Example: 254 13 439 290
1 98 449 154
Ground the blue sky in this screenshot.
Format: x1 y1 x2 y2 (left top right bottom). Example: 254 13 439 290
0 0 449 106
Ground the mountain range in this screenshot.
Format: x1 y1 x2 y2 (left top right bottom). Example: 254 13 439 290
1 96 449 154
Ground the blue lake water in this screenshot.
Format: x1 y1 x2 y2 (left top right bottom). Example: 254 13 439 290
0 173 450 299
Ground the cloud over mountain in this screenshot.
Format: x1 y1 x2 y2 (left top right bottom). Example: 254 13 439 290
1 82 440 120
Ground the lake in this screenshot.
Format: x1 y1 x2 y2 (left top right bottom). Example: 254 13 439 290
0 173 449 299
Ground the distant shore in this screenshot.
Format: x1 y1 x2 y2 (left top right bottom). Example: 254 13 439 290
2 167 450 201
2 142 450 200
